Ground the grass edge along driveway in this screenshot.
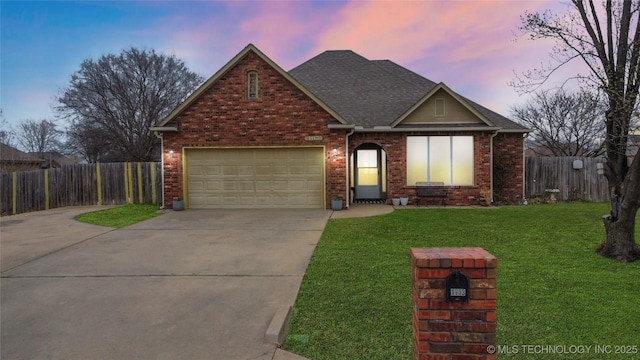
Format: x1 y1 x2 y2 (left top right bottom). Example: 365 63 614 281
283 203 640 360
75 204 160 228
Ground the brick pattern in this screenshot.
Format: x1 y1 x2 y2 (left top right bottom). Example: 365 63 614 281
160 51 347 208
350 132 495 206
493 133 525 204
411 248 497 360
160 50 525 209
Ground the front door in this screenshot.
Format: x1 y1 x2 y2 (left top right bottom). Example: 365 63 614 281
355 148 382 199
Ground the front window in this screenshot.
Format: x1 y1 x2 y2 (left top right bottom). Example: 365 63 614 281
407 136 474 185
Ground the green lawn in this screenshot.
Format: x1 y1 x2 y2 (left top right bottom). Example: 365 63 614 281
75 204 160 228
283 203 640 359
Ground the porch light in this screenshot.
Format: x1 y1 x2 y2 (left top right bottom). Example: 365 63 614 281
333 146 338 154
169 149 175 158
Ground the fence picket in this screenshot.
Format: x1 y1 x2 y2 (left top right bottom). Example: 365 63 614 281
525 157 609 202
1 162 162 216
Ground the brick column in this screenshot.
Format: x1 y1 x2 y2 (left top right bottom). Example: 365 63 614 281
410 247 497 360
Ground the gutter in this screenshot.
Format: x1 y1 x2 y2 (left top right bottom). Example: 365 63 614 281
153 131 166 209
150 126 178 132
345 127 356 209
344 126 502 133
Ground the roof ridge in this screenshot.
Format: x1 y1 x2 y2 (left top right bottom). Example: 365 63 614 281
370 59 438 89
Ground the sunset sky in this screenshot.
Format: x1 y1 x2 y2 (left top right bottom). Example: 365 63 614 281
1 0 570 131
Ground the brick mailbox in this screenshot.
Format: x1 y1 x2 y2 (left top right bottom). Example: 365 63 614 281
410 247 497 360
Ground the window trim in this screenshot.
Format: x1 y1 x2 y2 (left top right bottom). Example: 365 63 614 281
406 135 474 186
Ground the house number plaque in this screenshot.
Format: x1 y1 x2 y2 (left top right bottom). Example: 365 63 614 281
445 270 469 302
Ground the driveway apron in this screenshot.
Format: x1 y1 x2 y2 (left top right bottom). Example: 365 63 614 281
1 207 331 360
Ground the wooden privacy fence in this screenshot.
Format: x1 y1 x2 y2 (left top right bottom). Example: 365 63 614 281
525 156 610 202
0 162 162 216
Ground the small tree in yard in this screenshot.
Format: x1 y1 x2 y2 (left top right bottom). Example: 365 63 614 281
57 48 203 162
517 0 640 262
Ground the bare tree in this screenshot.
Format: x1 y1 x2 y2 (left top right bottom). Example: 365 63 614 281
57 48 203 162
511 89 606 157
15 119 62 153
0 108 14 146
64 120 116 163
517 0 640 262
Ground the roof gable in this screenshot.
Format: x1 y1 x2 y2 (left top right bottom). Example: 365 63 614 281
290 50 529 133
154 44 347 128
391 83 494 127
289 51 426 128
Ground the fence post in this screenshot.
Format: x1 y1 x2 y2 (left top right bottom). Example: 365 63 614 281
44 169 49 210
96 162 102 205
128 162 134 204
151 163 157 205
137 162 143 204
12 172 17 215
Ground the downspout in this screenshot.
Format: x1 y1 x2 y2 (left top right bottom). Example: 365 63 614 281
490 130 499 203
153 131 165 209
345 127 355 209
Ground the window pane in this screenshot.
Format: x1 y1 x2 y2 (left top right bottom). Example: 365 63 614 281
407 137 428 185
357 168 378 186
429 136 451 184
357 149 377 167
452 136 474 185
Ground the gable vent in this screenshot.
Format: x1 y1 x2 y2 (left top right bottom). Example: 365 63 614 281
248 71 259 100
435 98 445 117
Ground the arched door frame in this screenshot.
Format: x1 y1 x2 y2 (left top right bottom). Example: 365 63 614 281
352 143 387 201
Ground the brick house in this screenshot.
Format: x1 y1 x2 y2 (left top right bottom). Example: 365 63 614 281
151 44 529 209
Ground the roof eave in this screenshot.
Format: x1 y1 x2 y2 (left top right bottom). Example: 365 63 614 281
390 82 496 128
355 126 502 133
150 126 178 132
498 128 532 134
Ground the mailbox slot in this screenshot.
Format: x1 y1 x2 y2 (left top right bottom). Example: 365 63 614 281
445 271 469 302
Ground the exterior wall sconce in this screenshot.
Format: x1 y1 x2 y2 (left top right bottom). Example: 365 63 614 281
333 146 338 155
169 149 175 158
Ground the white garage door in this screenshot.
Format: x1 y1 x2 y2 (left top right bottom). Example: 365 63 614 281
186 148 324 209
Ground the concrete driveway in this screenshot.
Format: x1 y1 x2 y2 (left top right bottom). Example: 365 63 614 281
1 206 331 360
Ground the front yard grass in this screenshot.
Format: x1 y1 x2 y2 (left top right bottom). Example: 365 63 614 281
283 203 640 359
75 204 160 228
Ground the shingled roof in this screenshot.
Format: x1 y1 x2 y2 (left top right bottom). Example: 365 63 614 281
289 50 528 132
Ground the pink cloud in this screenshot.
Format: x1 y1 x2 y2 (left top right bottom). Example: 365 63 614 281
306 0 570 115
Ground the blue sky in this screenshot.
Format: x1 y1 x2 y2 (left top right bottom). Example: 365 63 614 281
1 0 567 131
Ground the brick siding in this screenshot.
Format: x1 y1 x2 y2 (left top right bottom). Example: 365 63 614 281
160 51 346 208
160 50 525 209
411 247 497 360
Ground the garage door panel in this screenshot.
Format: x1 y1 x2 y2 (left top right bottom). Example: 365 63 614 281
238 181 254 191
272 166 288 175
308 180 323 191
205 165 221 175
187 148 324 209
206 181 221 191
